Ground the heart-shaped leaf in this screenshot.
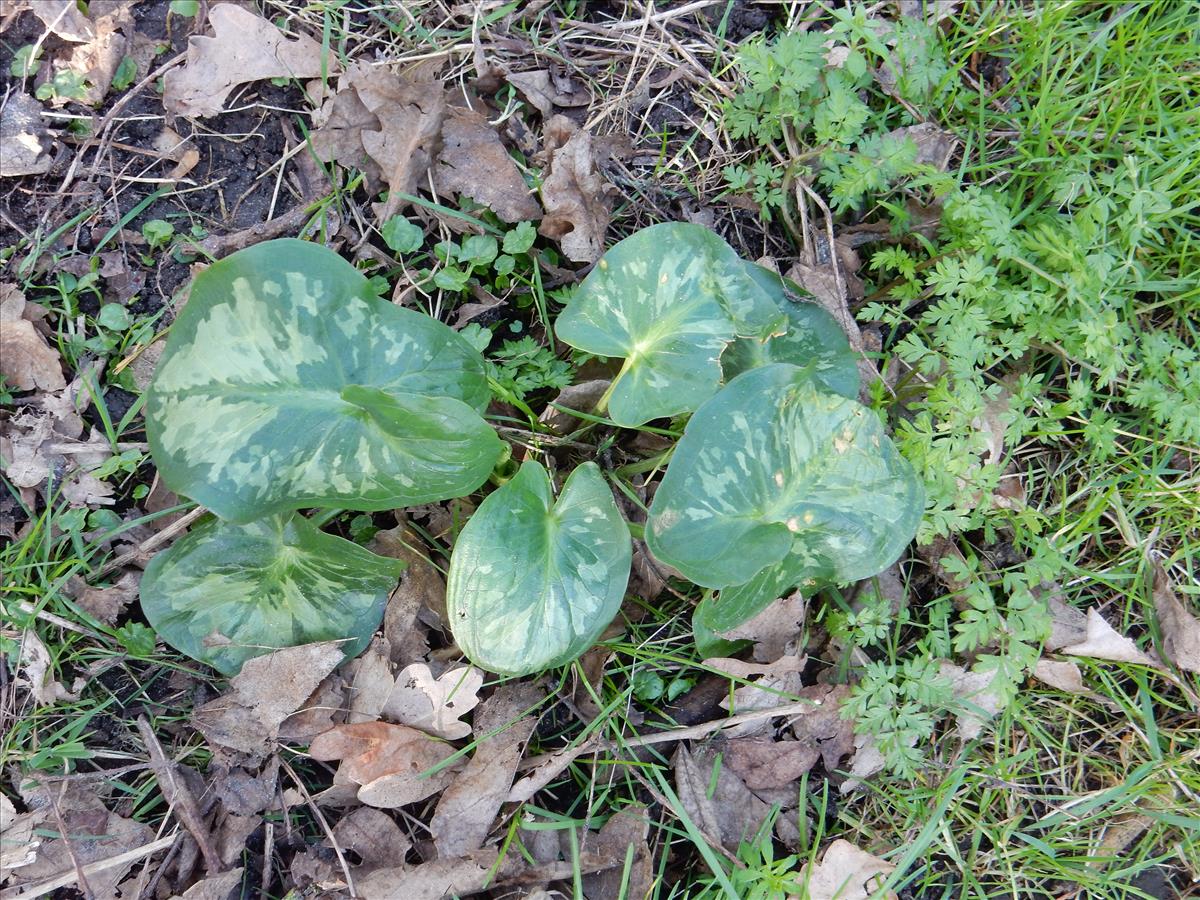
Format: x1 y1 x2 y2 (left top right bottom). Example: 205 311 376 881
140 513 405 675
447 460 631 676
147 238 501 523
555 223 783 427
647 363 921 626
720 263 860 400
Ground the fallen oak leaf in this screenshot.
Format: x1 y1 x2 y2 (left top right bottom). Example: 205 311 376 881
163 4 329 118
382 662 483 740
309 721 460 809
330 807 411 873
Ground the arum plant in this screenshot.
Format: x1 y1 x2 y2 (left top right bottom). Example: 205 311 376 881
140 226 922 679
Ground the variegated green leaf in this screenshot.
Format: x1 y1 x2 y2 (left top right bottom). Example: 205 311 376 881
721 263 860 400
647 363 922 627
555 223 784 427
140 513 404 675
447 460 631 676
147 238 501 522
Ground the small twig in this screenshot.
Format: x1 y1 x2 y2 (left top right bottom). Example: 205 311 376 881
135 717 223 876
96 506 206 577
508 698 820 802
178 202 317 259
279 758 357 899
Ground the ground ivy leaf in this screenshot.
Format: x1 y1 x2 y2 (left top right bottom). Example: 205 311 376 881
141 513 405 675
147 239 500 522
721 263 860 399
555 223 784 427
447 460 631 676
647 363 922 603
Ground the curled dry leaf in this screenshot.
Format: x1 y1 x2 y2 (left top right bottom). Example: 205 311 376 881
29 0 96 42
382 663 483 740
0 793 38 875
163 4 329 117
0 284 65 390
49 2 132 107
1060 608 1160 669
371 525 440 666
309 721 460 809
191 642 345 756
715 590 808 663
708 654 805 738
433 106 542 223
506 70 556 117
538 118 613 263
0 93 61 178
65 571 139 626
798 839 898 900
1152 561 1200 673
431 682 542 857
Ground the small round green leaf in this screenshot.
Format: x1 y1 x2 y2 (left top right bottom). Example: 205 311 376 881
141 513 404 675
720 263 860 399
147 239 501 522
447 460 632 676
647 363 922 597
555 223 784 427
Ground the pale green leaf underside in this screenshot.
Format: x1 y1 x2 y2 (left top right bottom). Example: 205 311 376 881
721 263 861 400
647 363 922 607
147 239 499 522
555 223 784 427
140 513 404 675
447 460 631 676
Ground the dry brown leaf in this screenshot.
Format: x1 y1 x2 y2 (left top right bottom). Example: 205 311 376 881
1060 609 1160 668
0 283 65 390
355 848 505 900
580 804 654 900
192 642 345 756
15 630 78 705
798 839 898 900
30 0 95 42
723 684 855 788
372 525 440 666
431 682 542 857
8 779 154 899
939 662 1003 741
538 122 612 263
346 635 395 724
674 743 773 851
353 67 447 222
310 721 460 809
538 379 610 434
65 571 139 626
50 4 130 107
887 122 957 171
1032 659 1086 693
715 591 808 663
382 662 483 739
172 867 244 900
308 62 385 184
1152 562 1200 673
1044 590 1089 650
332 807 411 872
709 654 805 737
0 93 61 178
506 69 556 117
433 106 542 223
163 4 329 117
